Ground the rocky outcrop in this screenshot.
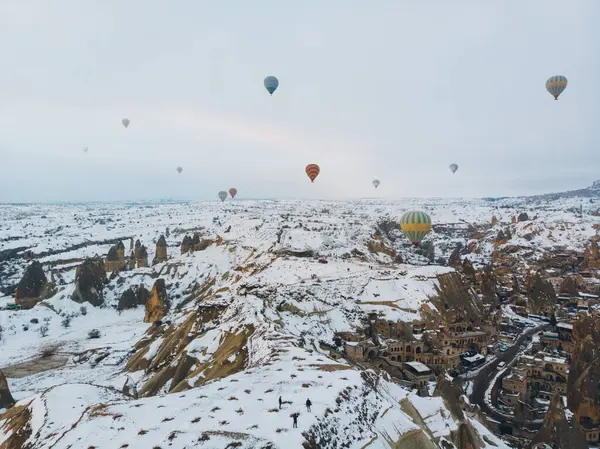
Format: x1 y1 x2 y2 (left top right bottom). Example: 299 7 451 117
14 261 54 309
518 212 529 222
461 259 476 282
567 316 600 435
72 256 106 307
448 245 462 268
180 233 216 255
531 393 588 449
433 374 464 420
180 235 192 254
560 275 583 296
118 284 151 310
479 264 497 304
526 271 556 315
491 215 498 226
432 272 485 325
152 235 168 265
129 240 149 269
0 370 15 410
582 237 600 270
104 243 125 273
144 279 169 323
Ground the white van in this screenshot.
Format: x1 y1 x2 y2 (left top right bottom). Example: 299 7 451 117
497 361 506 370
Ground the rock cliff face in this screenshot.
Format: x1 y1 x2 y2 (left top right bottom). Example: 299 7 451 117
144 279 169 323
14 261 54 309
72 256 106 307
152 235 168 265
0 370 15 410
560 275 584 296
118 284 151 311
568 316 600 434
531 393 588 449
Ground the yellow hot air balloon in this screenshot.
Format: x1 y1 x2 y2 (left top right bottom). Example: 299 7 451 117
400 211 432 246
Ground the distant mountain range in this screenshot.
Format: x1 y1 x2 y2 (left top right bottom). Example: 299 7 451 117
485 180 600 203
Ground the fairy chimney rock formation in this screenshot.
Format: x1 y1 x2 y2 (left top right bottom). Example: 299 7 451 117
0 370 15 410
144 279 169 323
491 215 498 226
448 245 462 268
180 235 192 254
152 235 168 265
138 245 149 268
72 256 106 307
118 284 151 310
14 261 53 309
531 393 589 449
104 244 123 273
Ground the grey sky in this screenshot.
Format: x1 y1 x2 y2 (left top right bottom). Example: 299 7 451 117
0 0 598 202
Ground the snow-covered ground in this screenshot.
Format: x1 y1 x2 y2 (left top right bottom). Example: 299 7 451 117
1 195 597 448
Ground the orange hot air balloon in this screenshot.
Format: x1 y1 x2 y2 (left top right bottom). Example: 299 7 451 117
229 188 237 198
305 164 320 183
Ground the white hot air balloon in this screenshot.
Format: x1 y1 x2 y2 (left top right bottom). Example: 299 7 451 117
122 118 130 128
373 178 380 189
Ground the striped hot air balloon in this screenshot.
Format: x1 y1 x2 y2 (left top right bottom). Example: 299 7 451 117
218 191 228 202
305 164 320 183
229 188 237 198
400 211 432 246
546 75 568 100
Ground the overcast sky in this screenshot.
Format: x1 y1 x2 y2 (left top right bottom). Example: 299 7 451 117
0 0 598 202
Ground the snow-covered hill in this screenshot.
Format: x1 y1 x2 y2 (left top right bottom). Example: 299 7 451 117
1 194 598 448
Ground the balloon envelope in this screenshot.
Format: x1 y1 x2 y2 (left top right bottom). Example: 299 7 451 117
449 163 458 174
373 179 380 188
229 188 237 198
122 118 130 128
176 166 182 174
264 76 279 95
83 147 88 153
305 164 320 183
546 75 567 100
218 191 228 202
400 211 432 246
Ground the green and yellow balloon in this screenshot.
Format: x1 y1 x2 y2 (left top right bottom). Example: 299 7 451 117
400 211 432 246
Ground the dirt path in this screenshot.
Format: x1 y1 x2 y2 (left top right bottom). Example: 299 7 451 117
2 356 68 379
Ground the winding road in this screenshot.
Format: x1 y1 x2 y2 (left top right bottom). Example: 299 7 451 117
467 323 551 428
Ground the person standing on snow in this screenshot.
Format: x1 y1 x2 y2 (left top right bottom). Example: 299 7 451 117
305 398 312 412
291 412 299 428
279 396 283 409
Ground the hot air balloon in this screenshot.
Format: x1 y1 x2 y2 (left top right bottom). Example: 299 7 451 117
546 75 568 100
305 164 320 183
83 147 88 154
400 211 432 246
218 191 228 202
264 76 279 95
373 179 380 189
122 118 130 128
449 163 458 174
229 188 237 198
176 166 182 174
